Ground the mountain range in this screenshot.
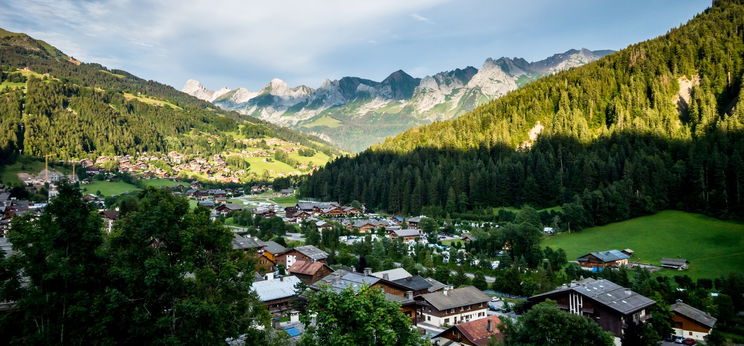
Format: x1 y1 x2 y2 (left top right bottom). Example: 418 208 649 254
184 49 613 152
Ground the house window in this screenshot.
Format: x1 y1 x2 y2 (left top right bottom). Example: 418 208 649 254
427 316 431 321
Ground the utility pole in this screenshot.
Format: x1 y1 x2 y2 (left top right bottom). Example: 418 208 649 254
44 154 52 183
72 160 76 183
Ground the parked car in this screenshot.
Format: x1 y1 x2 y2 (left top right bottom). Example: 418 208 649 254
673 336 686 343
682 339 696 345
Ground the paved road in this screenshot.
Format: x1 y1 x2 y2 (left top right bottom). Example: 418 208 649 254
451 270 496 283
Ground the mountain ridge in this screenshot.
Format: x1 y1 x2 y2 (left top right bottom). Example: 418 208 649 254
184 48 612 152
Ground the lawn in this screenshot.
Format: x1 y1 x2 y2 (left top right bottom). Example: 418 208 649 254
139 178 189 188
124 93 182 110
273 195 298 207
82 181 139 196
245 157 296 175
543 210 744 279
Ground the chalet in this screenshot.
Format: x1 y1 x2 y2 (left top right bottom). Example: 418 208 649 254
296 201 340 213
351 219 388 233
671 301 717 341
432 316 502 346
313 268 419 323
208 189 227 198
288 260 333 284
319 206 346 217
251 275 302 315
389 229 421 242
215 203 243 216
99 210 120 233
342 206 362 215
279 188 294 196
415 286 490 327
277 245 328 268
285 206 311 219
407 216 426 229
576 249 629 270
661 258 689 270
460 233 476 242
232 235 286 273
314 220 334 232
197 200 215 208
528 278 655 342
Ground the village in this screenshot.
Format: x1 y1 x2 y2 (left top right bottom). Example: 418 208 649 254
0 177 721 345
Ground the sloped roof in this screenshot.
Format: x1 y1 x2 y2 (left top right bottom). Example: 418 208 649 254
289 260 330 276
435 316 502 346
530 278 655 315
251 276 302 302
672 302 717 328
579 249 629 263
393 229 420 237
371 268 412 281
661 258 688 266
418 286 489 311
259 240 287 255
425 277 447 292
314 272 380 294
232 235 261 250
393 275 433 291
293 245 328 261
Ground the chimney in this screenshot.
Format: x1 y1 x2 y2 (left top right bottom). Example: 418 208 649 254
290 310 300 323
487 319 492 332
364 267 372 276
280 275 284 282
265 272 275 281
625 289 631 296
406 290 413 300
383 273 389 281
443 285 451 296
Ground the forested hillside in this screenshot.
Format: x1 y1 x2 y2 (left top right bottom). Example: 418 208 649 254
301 0 744 226
0 28 339 165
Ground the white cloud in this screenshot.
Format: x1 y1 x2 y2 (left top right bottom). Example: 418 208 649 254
0 0 449 86
411 13 433 23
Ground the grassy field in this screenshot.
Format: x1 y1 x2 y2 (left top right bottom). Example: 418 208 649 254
288 151 331 167
302 115 342 128
543 210 744 279
139 178 189 188
0 158 71 186
124 93 182 110
82 181 139 196
245 157 296 175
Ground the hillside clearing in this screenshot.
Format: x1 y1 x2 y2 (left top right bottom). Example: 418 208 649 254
543 210 744 279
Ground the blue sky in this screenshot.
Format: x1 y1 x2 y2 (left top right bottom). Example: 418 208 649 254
0 0 709 92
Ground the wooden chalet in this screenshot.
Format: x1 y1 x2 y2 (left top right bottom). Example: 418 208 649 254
288 260 333 284
661 258 689 270
277 245 328 269
529 278 655 342
671 301 717 341
415 286 490 327
576 249 630 270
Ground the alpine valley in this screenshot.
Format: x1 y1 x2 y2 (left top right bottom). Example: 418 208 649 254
185 49 612 152
0 28 341 183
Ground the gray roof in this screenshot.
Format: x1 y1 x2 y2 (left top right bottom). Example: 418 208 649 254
672 302 717 328
297 201 339 211
293 245 328 261
393 275 433 291
393 229 420 237
251 276 302 301
232 235 261 250
426 277 447 293
579 249 629 263
352 219 388 228
314 271 380 294
407 216 425 223
417 286 489 311
371 268 412 281
531 278 655 315
259 240 287 254
661 258 688 266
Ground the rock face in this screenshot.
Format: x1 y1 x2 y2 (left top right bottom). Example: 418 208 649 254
184 48 612 151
